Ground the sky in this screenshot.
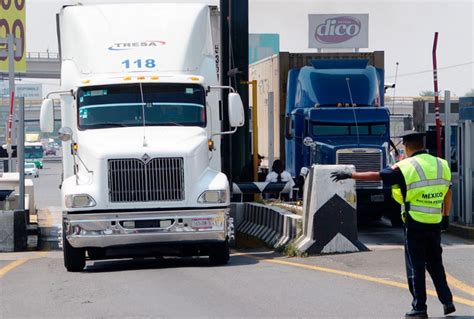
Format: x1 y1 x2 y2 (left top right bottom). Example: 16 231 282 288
16 0 474 97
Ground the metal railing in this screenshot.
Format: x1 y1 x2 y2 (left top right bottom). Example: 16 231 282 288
26 52 59 60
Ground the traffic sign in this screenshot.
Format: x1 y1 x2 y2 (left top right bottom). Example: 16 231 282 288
0 0 26 72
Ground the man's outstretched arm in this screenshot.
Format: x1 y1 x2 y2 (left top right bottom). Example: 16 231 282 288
352 172 381 181
331 171 381 182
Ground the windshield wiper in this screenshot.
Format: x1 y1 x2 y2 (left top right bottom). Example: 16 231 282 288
149 122 184 127
89 122 129 128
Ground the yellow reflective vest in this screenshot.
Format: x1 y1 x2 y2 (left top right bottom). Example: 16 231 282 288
392 153 451 224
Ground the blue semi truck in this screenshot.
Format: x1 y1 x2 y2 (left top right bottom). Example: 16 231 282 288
249 51 401 225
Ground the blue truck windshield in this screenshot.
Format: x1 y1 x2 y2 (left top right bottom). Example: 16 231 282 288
311 123 387 136
77 84 206 129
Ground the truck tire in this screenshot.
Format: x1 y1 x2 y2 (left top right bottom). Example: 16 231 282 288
63 229 85 272
209 240 229 265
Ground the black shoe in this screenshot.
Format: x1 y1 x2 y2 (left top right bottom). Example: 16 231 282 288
405 309 428 317
443 303 456 315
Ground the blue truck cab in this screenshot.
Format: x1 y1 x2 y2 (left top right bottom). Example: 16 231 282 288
285 58 400 224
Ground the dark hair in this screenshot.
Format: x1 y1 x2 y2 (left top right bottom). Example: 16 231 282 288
272 159 284 182
404 136 425 150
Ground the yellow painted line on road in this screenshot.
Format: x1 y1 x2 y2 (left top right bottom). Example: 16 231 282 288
447 272 474 296
0 258 29 279
0 252 49 279
239 254 474 307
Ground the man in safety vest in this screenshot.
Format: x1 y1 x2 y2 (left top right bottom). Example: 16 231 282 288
331 130 455 318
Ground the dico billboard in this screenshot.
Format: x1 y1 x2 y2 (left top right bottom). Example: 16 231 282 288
309 14 368 49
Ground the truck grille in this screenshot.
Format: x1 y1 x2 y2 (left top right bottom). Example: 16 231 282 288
337 149 383 189
108 158 184 202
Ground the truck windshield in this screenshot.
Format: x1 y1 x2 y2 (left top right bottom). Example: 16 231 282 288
311 123 387 136
77 84 206 129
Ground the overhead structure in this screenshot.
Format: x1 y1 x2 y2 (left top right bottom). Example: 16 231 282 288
220 0 250 181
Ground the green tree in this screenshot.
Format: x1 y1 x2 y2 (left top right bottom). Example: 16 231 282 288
464 89 474 97
419 90 436 97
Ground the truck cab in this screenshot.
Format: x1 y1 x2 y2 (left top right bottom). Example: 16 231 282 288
40 3 244 271
286 58 400 223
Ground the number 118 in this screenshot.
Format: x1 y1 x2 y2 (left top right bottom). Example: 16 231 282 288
122 59 156 69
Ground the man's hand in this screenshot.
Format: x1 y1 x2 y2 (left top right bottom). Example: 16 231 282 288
331 171 352 182
441 216 450 231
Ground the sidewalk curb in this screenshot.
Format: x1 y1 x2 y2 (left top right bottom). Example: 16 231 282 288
446 222 474 240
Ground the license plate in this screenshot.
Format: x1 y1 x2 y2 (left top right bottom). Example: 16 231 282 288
191 218 212 229
371 194 385 202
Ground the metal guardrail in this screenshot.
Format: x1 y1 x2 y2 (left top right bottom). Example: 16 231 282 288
26 52 59 60
43 156 62 162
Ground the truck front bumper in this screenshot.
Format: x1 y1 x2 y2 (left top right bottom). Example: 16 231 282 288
63 208 233 248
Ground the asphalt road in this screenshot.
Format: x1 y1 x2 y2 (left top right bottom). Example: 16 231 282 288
1 161 473 318
31 157 62 209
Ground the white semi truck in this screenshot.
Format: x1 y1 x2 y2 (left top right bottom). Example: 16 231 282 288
40 3 244 272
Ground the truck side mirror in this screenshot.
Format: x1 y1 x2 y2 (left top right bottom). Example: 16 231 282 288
40 98 54 133
228 93 245 127
303 136 314 147
285 115 293 140
58 127 73 142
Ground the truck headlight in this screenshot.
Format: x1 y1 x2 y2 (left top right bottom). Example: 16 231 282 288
65 194 97 208
197 190 227 204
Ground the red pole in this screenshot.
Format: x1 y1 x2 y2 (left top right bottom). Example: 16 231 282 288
432 32 442 158
7 90 14 145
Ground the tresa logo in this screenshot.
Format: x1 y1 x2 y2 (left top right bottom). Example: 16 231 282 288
315 16 361 44
108 40 166 51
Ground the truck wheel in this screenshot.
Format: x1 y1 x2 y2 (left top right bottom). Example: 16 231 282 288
63 230 85 272
209 240 229 265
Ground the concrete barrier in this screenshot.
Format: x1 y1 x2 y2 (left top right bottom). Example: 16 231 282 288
0 173 35 216
295 165 367 254
0 210 27 252
235 203 301 248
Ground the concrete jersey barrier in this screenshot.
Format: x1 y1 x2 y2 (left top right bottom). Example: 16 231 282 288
234 203 301 248
295 164 367 254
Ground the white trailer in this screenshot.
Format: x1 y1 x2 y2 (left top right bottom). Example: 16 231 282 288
40 3 244 271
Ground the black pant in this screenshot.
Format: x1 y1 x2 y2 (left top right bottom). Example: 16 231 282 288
404 227 453 310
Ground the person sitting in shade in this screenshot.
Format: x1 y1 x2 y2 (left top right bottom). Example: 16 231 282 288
265 159 295 200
